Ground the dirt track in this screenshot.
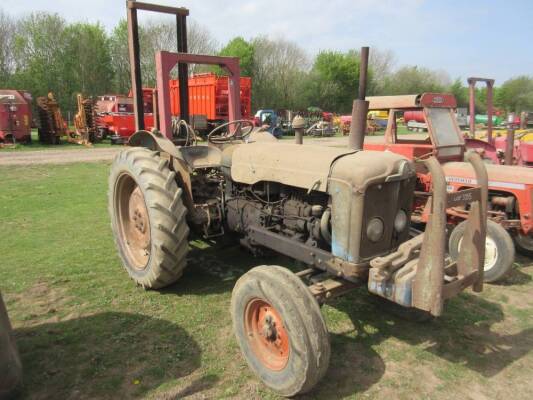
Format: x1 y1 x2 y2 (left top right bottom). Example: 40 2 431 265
0 134 427 166
0 148 122 166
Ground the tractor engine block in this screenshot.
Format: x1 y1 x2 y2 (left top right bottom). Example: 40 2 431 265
225 182 331 249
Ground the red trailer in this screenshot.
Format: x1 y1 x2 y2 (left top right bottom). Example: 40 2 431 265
96 93 154 143
169 73 252 130
0 90 32 144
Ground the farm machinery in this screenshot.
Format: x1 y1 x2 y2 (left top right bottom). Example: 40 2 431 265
466 77 533 167
0 90 32 146
96 90 155 144
106 2 490 396
365 93 533 282
35 92 103 146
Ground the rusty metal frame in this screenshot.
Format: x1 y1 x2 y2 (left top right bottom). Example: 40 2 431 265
127 0 189 132
468 77 495 144
247 226 368 282
412 153 487 315
155 52 241 138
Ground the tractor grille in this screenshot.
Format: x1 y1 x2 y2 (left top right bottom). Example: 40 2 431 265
359 178 415 260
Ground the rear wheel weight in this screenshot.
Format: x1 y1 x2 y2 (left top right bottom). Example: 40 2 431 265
108 147 189 289
231 266 330 397
449 219 515 283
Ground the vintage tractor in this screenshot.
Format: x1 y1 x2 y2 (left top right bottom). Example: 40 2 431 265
108 2 488 396
364 93 533 282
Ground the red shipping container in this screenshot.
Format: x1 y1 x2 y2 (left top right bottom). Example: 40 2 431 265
169 73 252 121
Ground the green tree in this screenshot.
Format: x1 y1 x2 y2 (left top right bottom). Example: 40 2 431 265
10 12 67 106
109 20 130 94
219 37 254 77
382 66 449 95
61 22 114 111
0 10 16 87
250 36 308 110
495 76 533 113
448 78 469 108
306 50 362 113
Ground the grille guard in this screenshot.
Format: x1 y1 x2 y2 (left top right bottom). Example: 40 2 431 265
369 151 488 316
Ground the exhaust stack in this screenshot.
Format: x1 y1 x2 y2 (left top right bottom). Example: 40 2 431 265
348 46 370 151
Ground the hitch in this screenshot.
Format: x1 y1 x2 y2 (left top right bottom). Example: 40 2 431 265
368 151 488 316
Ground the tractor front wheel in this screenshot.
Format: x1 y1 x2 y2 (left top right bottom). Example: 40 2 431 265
449 220 515 283
231 266 330 397
108 147 189 289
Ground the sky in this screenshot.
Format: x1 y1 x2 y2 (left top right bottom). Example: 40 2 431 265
2 0 532 83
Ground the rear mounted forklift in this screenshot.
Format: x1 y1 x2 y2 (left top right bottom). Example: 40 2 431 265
107 2 489 396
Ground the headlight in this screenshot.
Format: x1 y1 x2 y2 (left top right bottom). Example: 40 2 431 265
394 209 408 232
366 218 384 242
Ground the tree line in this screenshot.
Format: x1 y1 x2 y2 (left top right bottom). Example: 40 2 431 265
1 9 533 117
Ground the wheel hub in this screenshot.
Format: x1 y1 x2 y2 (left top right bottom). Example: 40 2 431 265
116 174 151 270
245 299 289 371
458 235 499 272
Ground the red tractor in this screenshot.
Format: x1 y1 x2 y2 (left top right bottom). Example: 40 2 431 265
364 93 533 282
96 90 155 144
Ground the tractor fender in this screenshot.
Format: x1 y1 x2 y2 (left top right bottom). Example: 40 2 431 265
128 130 194 208
464 138 499 163
129 130 187 165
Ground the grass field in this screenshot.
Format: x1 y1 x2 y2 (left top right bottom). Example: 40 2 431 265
1 161 532 399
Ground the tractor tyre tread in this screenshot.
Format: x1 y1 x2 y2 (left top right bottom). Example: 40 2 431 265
231 265 330 397
108 147 189 289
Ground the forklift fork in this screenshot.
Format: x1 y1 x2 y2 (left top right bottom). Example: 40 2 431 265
413 151 487 315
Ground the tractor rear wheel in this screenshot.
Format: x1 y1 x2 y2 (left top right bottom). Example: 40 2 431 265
108 147 189 289
514 232 533 257
231 266 330 397
449 220 514 283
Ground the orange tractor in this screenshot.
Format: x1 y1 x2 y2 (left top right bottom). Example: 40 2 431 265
364 93 533 282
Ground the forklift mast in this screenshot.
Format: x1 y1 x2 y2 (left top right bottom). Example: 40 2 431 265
126 1 242 139
127 0 190 131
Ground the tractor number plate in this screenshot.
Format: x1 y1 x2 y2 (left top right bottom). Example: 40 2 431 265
446 188 480 207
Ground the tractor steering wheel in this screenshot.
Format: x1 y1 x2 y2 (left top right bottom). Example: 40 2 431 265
207 120 254 144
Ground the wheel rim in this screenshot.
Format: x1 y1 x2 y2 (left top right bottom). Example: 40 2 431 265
458 236 498 272
244 298 290 371
515 232 533 251
115 173 150 270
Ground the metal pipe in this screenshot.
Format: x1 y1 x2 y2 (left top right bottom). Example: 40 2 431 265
464 151 488 292
152 89 159 130
505 127 515 165
358 47 369 101
468 79 475 138
292 115 305 144
127 5 144 131
487 80 494 145
520 111 527 130
176 14 189 124
349 47 370 151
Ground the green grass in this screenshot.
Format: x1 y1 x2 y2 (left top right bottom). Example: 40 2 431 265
1 162 533 399
0 129 114 152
